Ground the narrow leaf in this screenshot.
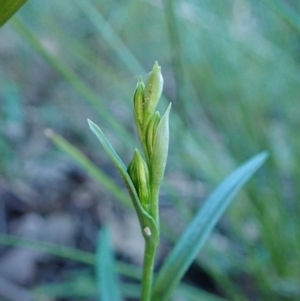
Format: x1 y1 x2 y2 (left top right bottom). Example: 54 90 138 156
88 119 127 171
152 151 269 301
11 17 133 150
88 119 159 241
0 0 27 27
45 129 131 208
96 227 122 301
0 233 141 280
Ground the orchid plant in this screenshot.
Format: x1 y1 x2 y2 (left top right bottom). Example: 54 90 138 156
88 62 268 301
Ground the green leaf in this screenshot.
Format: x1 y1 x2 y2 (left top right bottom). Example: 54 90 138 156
0 0 27 27
150 103 171 192
45 129 131 208
88 119 159 242
96 227 122 301
152 151 269 301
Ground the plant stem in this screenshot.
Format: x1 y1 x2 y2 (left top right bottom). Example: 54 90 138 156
141 238 158 301
141 189 160 301
151 191 160 229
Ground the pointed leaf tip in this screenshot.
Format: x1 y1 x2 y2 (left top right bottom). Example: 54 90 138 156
153 61 160 69
138 76 143 83
87 118 93 124
87 118 157 235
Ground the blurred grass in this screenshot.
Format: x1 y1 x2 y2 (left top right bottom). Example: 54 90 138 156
1 0 300 300
0 234 226 301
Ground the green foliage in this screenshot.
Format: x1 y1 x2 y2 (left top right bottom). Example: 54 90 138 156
45 129 131 208
127 149 151 211
152 152 268 301
96 227 122 301
0 0 27 26
264 0 300 32
88 63 267 301
88 118 159 245
1 0 300 300
88 62 171 301
0 234 227 301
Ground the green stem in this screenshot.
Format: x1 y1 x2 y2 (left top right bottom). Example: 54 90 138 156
151 191 160 229
141 188 160 301
141 238 158 301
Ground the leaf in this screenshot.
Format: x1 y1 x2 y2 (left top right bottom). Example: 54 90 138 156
96 227 122 301
88 119 159 242
0 0 27 27
150 103 171 193
152 151 269 301
45 129 131 208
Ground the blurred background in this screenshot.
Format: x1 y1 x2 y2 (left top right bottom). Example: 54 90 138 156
0 0 300 300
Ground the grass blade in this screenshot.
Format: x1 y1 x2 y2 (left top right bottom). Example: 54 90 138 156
0 233 142 280
96 227 122 301
11 17 133 149
76 0 143 75
264 0 300 33
0 234 228 301
0 0 27 26
0 233 94 265
152 151 269 301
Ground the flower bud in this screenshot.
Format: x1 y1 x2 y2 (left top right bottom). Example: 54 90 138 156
127 149 150 210
133 76 145 126
150 104 171 192
146 111 160 158
144 61 163 125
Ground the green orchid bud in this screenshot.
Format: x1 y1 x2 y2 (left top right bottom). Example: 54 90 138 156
127 149 150 210
150 104 171 192
133 76 145 127
144 61 163 125
146 111 160 158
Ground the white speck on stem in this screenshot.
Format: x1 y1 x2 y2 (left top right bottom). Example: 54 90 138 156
144 227 151 236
